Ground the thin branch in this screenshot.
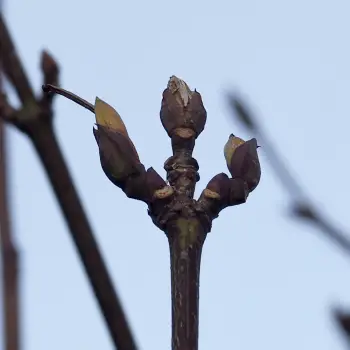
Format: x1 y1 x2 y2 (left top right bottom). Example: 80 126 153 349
29 121 138 350
0 14 35 105
0 66 20 350
333 309 350 348
0 15 138 350
227 94 305 200
227 92 350 257
227 91 350 349
42 84 94 113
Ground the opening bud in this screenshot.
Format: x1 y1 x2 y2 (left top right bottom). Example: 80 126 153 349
160 76 207 138
223 134 261 192
93 97 145 188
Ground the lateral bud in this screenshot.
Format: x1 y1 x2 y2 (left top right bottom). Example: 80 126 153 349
197 173 248 220
160 76 207 139
223 134 261 192
122 167 172 203
205 173 248 207
93 97 145 189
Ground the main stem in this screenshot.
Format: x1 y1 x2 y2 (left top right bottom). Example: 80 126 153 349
167 218 206 350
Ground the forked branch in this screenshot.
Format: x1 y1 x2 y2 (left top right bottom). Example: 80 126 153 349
44 76 262 350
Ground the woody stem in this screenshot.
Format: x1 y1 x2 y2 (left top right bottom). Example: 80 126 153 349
42 84 94 113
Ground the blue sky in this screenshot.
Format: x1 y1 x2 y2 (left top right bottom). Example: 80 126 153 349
2 0 350 349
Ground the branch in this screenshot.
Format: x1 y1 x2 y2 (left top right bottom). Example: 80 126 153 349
227 92 350 257
0 14 35 105
159 77 208 350
0 69 20 350
44 76 263 350
43 84 94 112
197 174 249 222
333 309 350 347
0 15 138 350
227 92 350 348
43 85 174 206
158 77 261 350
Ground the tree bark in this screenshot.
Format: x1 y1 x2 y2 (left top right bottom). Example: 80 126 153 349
167 218 207 350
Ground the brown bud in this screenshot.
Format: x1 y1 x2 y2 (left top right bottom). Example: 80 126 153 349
93 96 145 188
41 50 59 86
205 173 231 201
224 135 261 192
145 167 169 195
205 173 248 206
198 174 248 219
160 76 207 138
93 125 145 188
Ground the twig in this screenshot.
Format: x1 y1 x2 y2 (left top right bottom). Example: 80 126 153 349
227 94 305 200
0 62 20 350
0 14 35 105
333 309 350 348
42 84 94 113
0 5 20 349
0 13 138 350
227 92 350 348
227 92 350 257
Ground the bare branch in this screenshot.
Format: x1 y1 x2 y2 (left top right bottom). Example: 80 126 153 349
333 309 350 346
0 45 20 350
42 84 94 113
0 15 138 350
0 14 35 104
227 92 350 257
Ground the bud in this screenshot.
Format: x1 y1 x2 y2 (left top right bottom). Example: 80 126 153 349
121 167 173 203
204 173 248 206
160 76 207 138
223 134 245 168
93 97 145 188
94 97 129 136
223 134 261 192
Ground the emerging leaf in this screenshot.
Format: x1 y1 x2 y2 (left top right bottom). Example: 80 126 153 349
167 76 193 107
95 97 128 136
223 134 245 167
93 125 144 188
160 76 207 138
228 138 261 192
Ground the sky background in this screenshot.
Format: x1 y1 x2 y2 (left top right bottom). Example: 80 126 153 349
2 0 350 349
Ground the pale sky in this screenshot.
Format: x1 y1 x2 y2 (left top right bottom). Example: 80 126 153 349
2 0 350 349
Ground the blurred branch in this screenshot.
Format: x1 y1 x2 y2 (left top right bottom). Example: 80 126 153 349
333 309 350 348
0 14 35 105
0 56 20 350
226 92 350 257
227 92 350 348
0 13 138 350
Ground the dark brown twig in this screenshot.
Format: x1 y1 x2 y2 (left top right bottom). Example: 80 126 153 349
227 92 350 347
0 6 20 350
227 92 350 257
0 14 35 105
333 309 350 348
43 84 94 113
0 56 20 350
0 13 137 350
